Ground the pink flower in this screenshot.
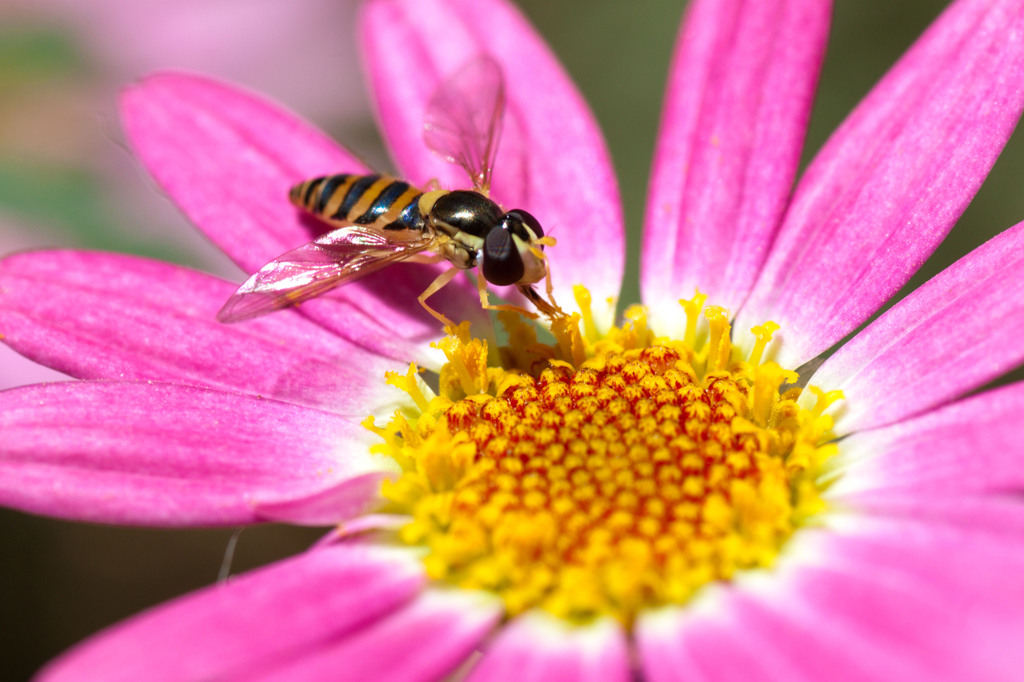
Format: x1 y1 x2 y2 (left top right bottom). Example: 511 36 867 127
3 0 1024 680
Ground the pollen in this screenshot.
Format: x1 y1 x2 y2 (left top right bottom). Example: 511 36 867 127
370 290 840 626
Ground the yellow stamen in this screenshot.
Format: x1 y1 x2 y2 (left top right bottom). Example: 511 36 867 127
704 306 731 373
749 321 780 366
680 289 708 350
435 334 490 397
385 365 430 413
807 386 845 417
550 313 587 367
573 285 599 342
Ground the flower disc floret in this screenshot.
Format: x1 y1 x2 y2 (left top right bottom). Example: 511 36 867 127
369 290 840 625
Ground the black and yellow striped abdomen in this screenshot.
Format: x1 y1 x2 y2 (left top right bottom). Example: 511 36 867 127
288 174 428 233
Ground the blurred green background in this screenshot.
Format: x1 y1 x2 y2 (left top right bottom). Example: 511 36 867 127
2 0 1020 678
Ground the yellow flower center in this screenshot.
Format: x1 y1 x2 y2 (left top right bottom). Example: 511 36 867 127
366 288 841 626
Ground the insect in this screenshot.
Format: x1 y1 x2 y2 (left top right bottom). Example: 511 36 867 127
217 56 561 328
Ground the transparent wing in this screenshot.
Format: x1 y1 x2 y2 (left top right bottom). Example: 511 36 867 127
217 226 435 323
423 55 505 192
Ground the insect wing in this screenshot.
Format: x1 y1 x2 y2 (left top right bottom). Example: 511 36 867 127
423 56 505 192
217 226 434 323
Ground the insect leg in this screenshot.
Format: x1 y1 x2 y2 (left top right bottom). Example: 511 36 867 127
404 252 448 265
522 240 566 319
517 284 565 319
477 271 539 320
418 266 462 329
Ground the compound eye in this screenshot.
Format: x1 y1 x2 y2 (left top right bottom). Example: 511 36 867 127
504 209 544 240
482 227 525 286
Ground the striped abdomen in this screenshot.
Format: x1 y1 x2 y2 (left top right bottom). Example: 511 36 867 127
289 174 427 232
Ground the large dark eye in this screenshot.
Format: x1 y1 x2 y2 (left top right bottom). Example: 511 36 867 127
482 227 525 286
503 209 544 240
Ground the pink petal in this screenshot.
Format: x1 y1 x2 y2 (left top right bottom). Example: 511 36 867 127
638 516 1024 682
251 588 503 682
737 0 1024 368
641 0 830 327
827 382 1024 498
254 472 393 526
830 491 1024 540
466 612 631 682
121 72 365 272
638 589 814 682
0 250 403 415
121 72 482 363
0 381 392 526
38 543 426 682
804 221 1024 434
360 0 624 308
793 517 1024 680
0 344 68 391
316 513 410 544
639 575 964 682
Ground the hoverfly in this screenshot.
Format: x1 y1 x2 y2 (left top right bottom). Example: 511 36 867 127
217 56 561 328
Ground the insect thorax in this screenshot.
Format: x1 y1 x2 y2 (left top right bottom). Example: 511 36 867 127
422 189 505 269
427 190 503 238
